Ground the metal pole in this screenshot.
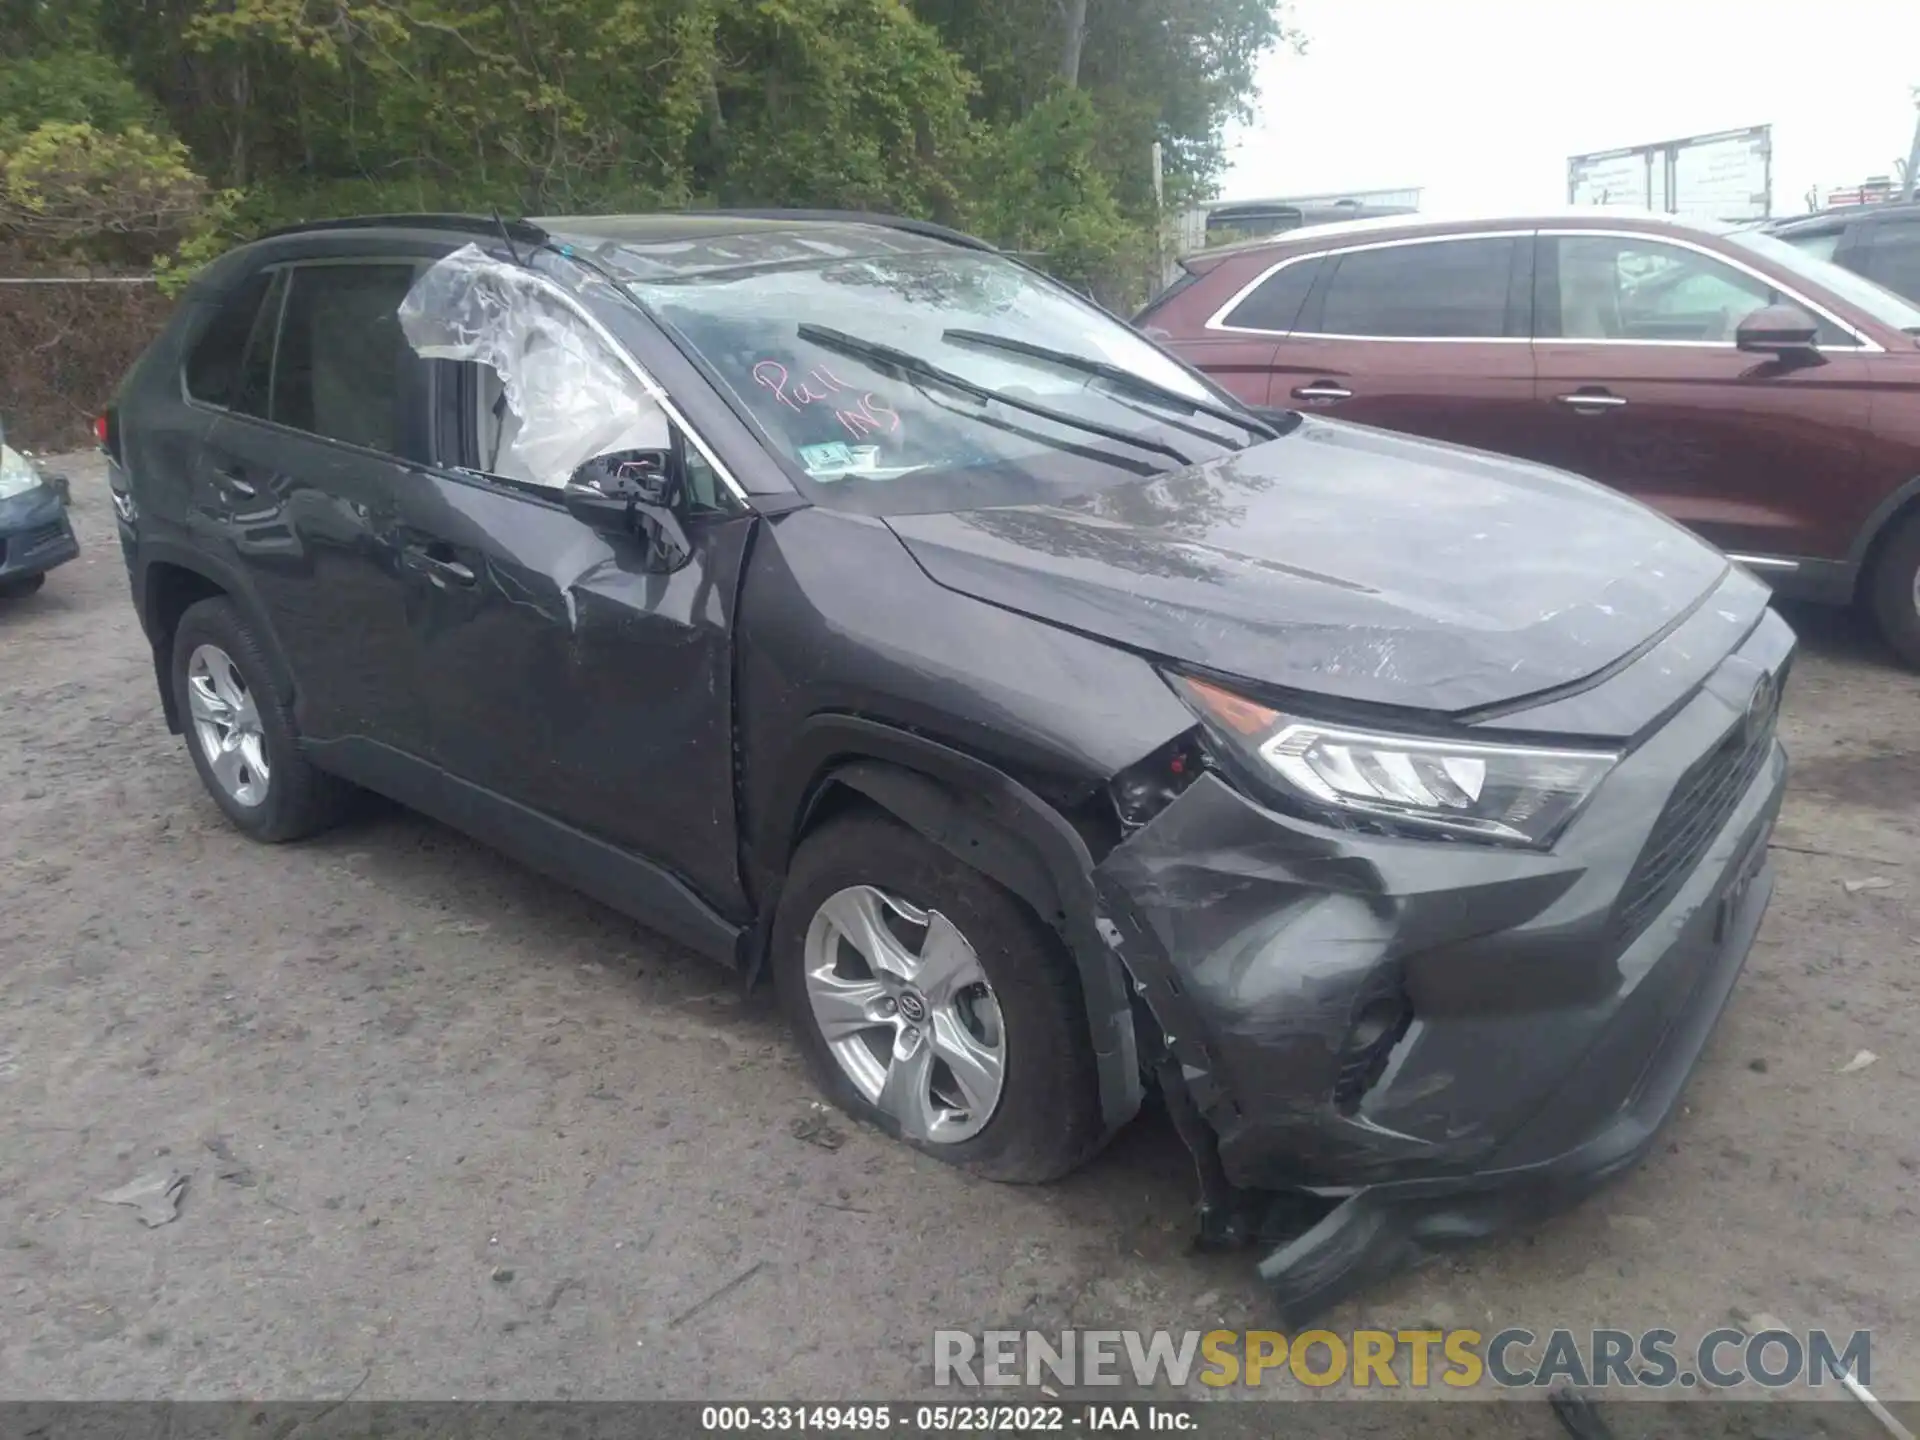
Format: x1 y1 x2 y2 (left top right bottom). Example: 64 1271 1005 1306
1151 141 1169 286
1904 86 1920 201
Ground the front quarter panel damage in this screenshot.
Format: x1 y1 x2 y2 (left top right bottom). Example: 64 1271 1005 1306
1091 610 1792 1323
1092 774 1583 1187
732 505 1206 1136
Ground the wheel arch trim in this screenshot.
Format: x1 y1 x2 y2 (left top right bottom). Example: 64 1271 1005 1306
756 714 1144 1136
136 541 294 733
1847 472 1920 573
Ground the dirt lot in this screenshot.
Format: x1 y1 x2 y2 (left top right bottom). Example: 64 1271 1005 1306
2 455 1916 1415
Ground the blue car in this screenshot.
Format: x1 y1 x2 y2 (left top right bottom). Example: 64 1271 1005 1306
0 425 79 598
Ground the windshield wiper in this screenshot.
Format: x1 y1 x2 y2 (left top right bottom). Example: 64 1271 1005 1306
796 324 1193 466
941 328 1279 442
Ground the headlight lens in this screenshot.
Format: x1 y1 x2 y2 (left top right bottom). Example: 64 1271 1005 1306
1173 675 1618 848
0 445 43 500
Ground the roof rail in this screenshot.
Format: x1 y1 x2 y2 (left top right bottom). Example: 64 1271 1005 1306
254 213 550 245
1774 199 1919 225
672 208 999 253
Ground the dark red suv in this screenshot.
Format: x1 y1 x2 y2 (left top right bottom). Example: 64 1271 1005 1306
1140 212 1920 666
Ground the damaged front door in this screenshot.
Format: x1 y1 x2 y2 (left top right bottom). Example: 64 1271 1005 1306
391 248 756 924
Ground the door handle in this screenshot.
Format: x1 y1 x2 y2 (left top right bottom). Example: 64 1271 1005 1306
1292 382 1354 401
403 543 476 587
213 465 257 498
1556 390 1627 411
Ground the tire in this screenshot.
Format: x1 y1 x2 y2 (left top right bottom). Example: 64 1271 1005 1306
1867 510 1920 670
170 596 354 842
0 573 46 599
771 810 1106 1183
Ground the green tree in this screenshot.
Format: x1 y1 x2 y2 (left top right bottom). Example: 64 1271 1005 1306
0 121 208 263
0 51 159 144
969 87 1140 300
4 0 1293 299
917 0 1290 201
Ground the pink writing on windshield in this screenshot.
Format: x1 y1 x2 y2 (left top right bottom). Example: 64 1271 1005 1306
752 358 903 441
836 394 901 439
752 360 849 413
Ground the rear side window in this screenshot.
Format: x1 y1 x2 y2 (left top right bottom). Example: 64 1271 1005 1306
1132 269 1200 327
1219 256 1322 332
1867 219 1920 303
1312 238 1517 339
231 270 286 418
184 269 275 407
271 263 422 455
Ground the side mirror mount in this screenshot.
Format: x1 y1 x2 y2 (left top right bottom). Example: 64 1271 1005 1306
1736 304 1821 357
562 449 691 569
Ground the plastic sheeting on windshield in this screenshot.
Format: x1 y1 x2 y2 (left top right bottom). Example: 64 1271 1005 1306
397 243 668 488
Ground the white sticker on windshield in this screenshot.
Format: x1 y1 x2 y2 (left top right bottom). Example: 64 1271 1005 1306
799 442 857 474
799 442 908 481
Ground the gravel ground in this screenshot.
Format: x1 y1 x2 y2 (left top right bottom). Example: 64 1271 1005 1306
2 455 1915 1420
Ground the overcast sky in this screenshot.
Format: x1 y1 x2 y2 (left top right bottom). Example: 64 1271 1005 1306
1222 0 1920 216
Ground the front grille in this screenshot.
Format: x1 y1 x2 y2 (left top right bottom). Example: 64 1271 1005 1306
19 523 65 557
1615 675 1781 941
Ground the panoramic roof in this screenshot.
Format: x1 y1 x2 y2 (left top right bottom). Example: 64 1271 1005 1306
534 215 955 281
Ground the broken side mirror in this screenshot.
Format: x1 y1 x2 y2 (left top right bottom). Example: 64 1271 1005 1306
563 449 691 570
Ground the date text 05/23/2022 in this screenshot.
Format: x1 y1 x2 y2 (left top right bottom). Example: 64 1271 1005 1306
700 1405 1194 1432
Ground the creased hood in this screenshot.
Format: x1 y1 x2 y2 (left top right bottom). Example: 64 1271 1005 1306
884 418 1737 714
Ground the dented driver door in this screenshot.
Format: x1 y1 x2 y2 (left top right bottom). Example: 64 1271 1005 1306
388 248 757 921
394 459 755 922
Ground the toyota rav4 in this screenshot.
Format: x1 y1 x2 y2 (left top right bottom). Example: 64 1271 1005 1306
105 211 1792 1319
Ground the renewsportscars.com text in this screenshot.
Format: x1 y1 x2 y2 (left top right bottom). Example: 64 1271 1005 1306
932 1327 1873 1390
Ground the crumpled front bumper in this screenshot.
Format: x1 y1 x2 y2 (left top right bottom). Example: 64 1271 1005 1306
0 482 79 584
1090 609 1792 1322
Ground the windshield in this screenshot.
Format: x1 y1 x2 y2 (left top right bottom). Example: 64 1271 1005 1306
615 245 1253 514
1726 227 1920 335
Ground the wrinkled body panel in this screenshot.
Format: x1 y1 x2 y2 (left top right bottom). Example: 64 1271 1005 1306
889 418 1736 715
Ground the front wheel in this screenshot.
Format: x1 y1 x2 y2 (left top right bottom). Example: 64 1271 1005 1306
1868 510 1920 670
771 812 1106 1182
0 573 46 600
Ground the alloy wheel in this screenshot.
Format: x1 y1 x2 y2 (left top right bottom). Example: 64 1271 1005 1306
802 884 1007 1143
186 643 271 808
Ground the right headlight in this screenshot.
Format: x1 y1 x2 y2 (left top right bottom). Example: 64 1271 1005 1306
0 445 43 501
1172 674 1619 849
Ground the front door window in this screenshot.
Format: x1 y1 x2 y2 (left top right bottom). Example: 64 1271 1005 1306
1542 235 1852 347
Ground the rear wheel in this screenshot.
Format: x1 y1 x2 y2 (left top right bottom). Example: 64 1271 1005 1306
171 597 354 841
771 811 1105 1182
1867 510 1920 670
0 573 46 600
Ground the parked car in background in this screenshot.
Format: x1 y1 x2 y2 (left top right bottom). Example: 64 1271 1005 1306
0 417 79 599
104 210 1790 1320
1766 201 1920 304
1138 210 1920 667
1197 197 1419 245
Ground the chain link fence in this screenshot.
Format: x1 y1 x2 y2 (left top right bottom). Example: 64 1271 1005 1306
0 275 174 452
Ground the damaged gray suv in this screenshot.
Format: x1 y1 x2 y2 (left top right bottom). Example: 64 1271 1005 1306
104 211 1791 1320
